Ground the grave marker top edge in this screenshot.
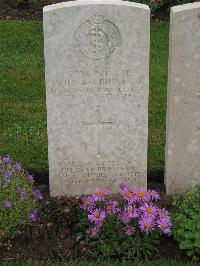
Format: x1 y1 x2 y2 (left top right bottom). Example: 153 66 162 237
171 2 200 13
43 0 150 13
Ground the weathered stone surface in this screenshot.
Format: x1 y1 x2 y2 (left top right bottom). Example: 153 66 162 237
43 0 150 196
165 2 200 195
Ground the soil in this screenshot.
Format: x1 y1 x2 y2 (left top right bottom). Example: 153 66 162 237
0 0 169 21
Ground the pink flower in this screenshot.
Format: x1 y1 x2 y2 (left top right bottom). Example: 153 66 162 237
106 200 119 215
147 189 160 201
123 225 135 236
140 203 157 217
139 216 155 234
157 218 172 235
88 209 106 224
135 188 150 203
81 196 95 211
93 188 110 201
125 205 139 219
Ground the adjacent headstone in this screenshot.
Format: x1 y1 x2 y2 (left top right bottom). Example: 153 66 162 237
165 2 200 195
44 0 150 196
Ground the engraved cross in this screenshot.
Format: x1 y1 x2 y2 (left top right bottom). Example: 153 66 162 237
82 105 112 156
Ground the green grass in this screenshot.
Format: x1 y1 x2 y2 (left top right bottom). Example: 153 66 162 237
0 261 198 266
0 21 169 178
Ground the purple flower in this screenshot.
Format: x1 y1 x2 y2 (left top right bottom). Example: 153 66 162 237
135 188 150 203
147 189 160 201
140 203 157 217
4 200 12 209
33 188 44 201
139 216 155 234
125 205 139 219
29 211 38 222
157 218 172 235
2 183 8 189
5 171 13 179
20 190 28 201
87 225 101 238
2 156 12 165
123 225 135 236
27 175 35 184
121 187 135 203
158 208 170 219
119 181 128 190
88 208 106 224
14 162 22 171
118 211 131 224
93 188 110 201
81 196 95 211
106 200 119 215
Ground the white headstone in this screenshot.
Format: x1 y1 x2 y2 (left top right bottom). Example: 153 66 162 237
43 0 150 196
165 2 200 195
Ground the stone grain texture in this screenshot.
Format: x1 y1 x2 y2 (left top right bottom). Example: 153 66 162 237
44 0 150 196
165 2 200 195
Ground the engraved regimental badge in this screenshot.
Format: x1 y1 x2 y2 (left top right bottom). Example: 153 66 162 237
74 13 122 66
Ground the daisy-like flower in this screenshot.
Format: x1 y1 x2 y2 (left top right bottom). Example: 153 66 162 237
135 188 150 203
139 216 155 234
125 205 138 219
87 225 101 238
4 171 13 179
14 162 22 171
27 175 35 184
20 190 28 201
33 188 44 201
147 189 160 201
4 200 12 209
118 211 131 224
29 211 38 222
121 187 135 203
123 225 135 236
81 196 95 211
106 200 119 215
158 208 169 219
140 203 157 217
119 181 128 190
2 156 11 165
157 218 172 235
88 208 106 224
93 188 110 201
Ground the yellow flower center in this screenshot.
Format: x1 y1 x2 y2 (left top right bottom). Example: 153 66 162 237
145 222 150 229
162 223 167 229
97 191 104 197
146 207 153 214
161 213 166 218
137 191 146 197
125 191 133 198
84 201 91 207
121 215 126 221
129 207 134 213
108 205 114 211
94 213 100 219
